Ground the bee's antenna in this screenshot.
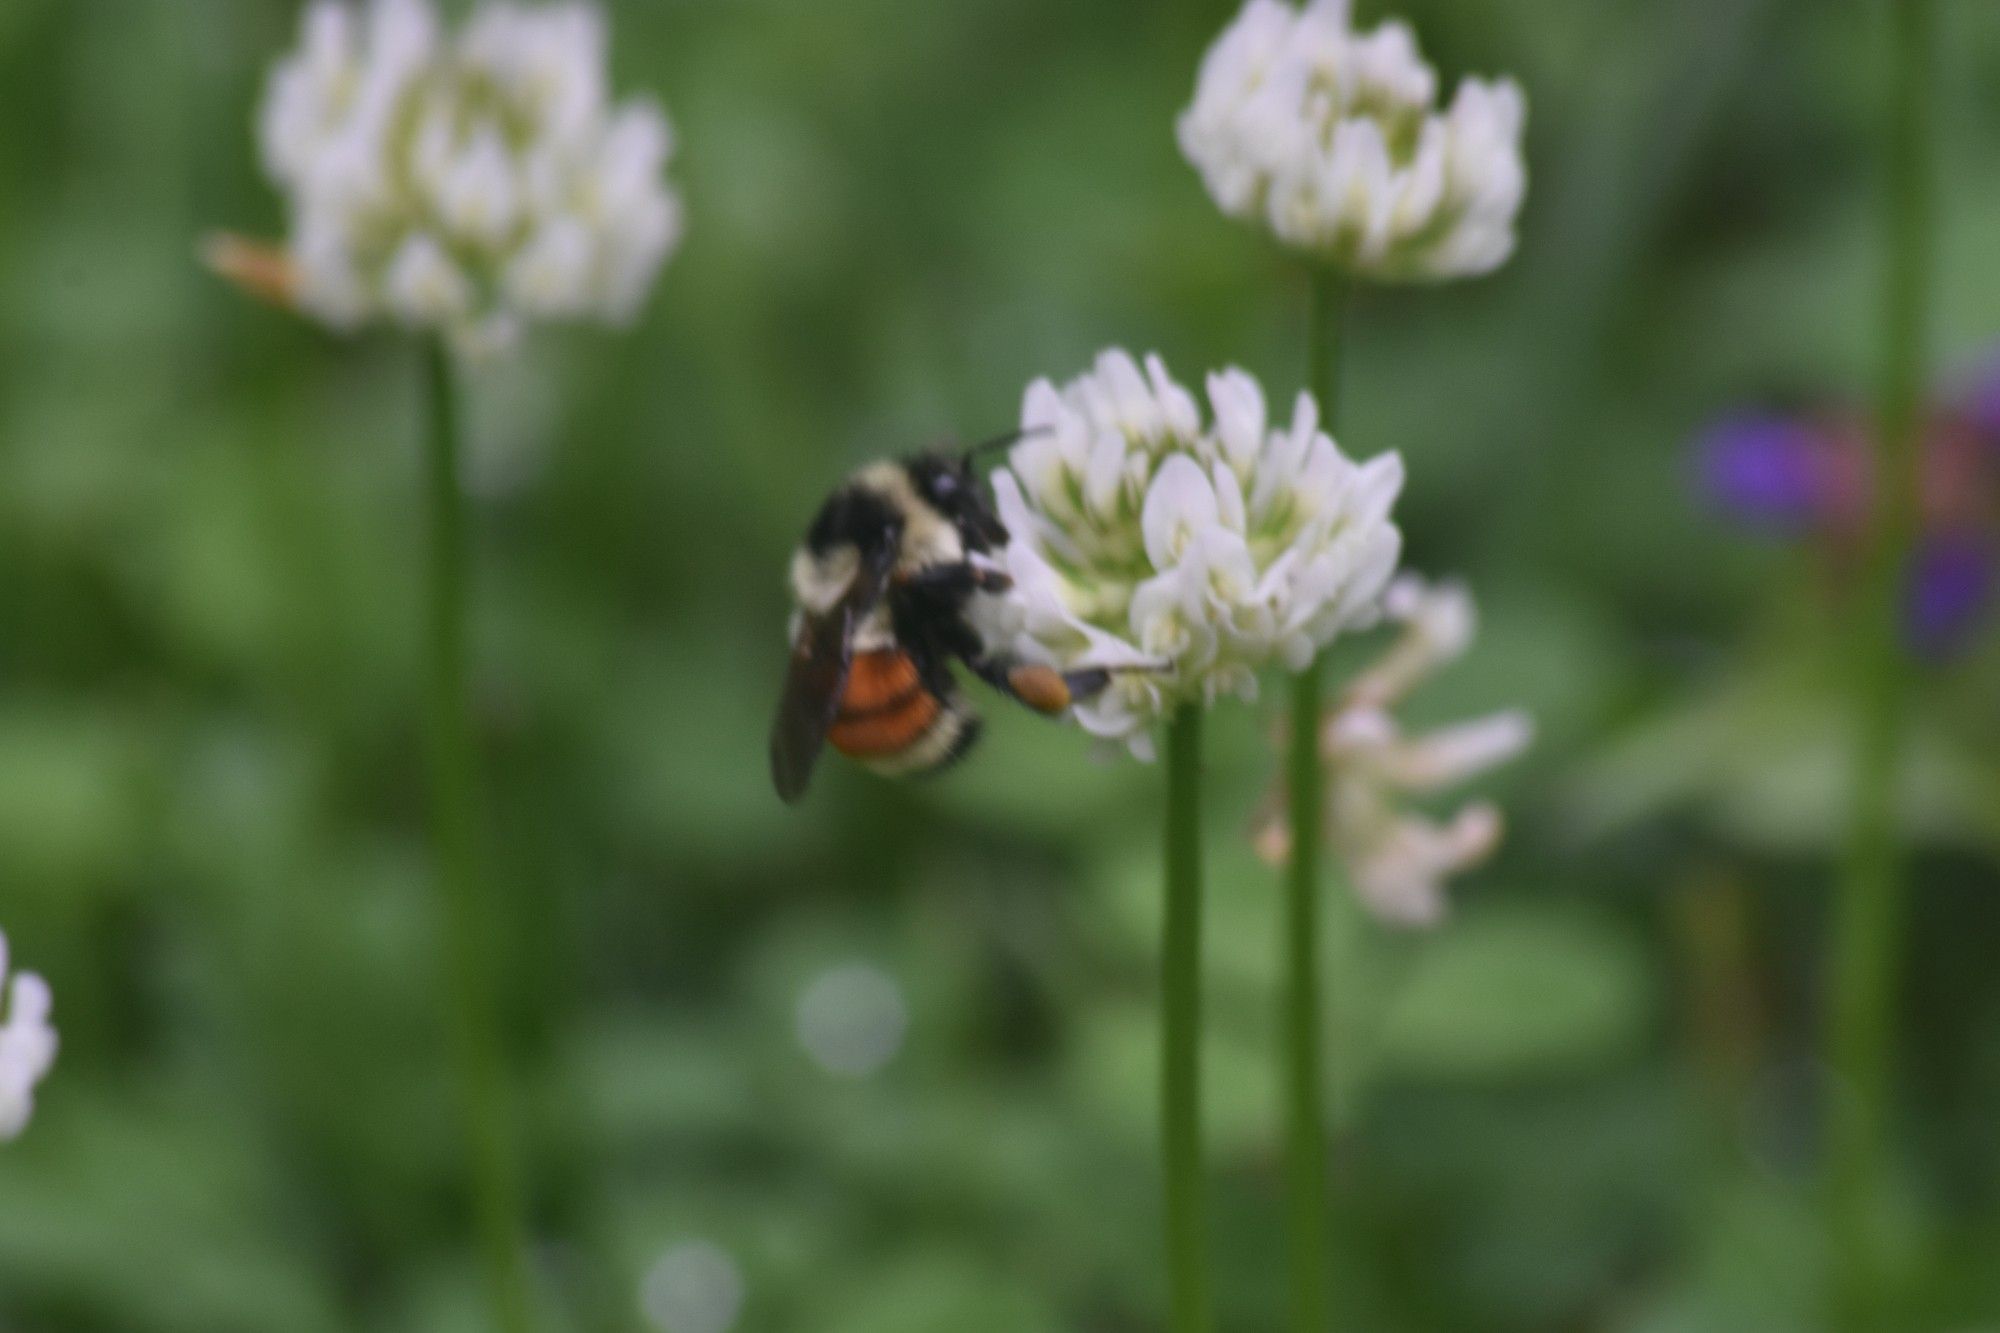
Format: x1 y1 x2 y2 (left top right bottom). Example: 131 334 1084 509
961 425 1048 468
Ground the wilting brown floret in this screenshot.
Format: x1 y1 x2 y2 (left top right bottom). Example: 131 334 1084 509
201 233 300 310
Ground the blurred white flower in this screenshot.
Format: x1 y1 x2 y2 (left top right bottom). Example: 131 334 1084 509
226 0 682 354
641 1240 744 1333
1255 575 1531 925
1178 0 1526 282
0 928 57 1143
794 962 909 1079
986 349 1404 760
1344 573 1475 710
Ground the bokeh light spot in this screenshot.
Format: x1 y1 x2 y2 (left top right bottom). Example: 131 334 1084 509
640 1240 744 1333
793 961 910 1079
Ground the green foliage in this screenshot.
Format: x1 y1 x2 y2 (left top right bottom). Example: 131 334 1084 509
2 1 2000 1330
1375 903 1651 1080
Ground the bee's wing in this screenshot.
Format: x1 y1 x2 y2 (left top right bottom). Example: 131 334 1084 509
769 548 894 803
769 604 855 803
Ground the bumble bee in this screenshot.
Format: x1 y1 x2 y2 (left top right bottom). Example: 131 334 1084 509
770 435 1110 803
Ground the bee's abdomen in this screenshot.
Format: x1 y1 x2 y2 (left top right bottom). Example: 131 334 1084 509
828 649 979 776
836 649 922 717
828 649 937 756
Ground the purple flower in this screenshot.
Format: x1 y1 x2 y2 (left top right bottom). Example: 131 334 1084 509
1696 386 1998 659
1904 533 1997 659
1696 413 1831 532
1961 357 2000 453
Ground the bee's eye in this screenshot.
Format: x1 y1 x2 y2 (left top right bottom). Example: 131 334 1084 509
931 473 959 500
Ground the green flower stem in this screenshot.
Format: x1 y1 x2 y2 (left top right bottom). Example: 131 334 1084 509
1828 1 1933 1324
1283 267 1346 1333
422 339 537 1333
1162 705 1212 1333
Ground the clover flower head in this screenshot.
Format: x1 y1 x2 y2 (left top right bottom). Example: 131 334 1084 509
1178 0 1526 282
233 0 681 355
0 928 57 1143
1964 354 2000 446
1693 392 2000 659
1256 575 1530 925
984 349 1405 760
1696 413 1849 533
1905 533 1998 660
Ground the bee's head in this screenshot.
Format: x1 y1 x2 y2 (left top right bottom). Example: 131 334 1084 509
906 443 1011 552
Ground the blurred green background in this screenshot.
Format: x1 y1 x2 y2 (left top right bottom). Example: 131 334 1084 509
4 0 2000 1329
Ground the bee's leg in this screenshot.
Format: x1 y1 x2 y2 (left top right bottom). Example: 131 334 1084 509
893 561 1013 597
963 653 1111 717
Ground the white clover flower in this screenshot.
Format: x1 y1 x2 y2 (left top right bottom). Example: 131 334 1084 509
232 0 682 354
0 928 57 1143
1178 0 1526 282
1255 575 1531 925
984 349 1404 760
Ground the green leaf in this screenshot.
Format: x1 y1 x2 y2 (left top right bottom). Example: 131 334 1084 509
1376 904 1652 1081
818 1248 1062 1333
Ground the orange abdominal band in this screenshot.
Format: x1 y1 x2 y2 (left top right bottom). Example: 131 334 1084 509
829 651 941 757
